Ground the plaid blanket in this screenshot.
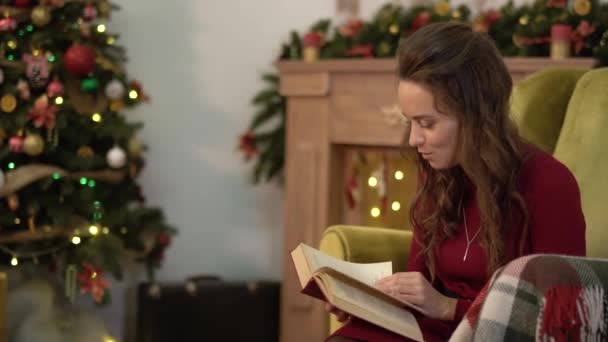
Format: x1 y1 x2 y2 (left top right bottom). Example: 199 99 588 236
449 254 608 342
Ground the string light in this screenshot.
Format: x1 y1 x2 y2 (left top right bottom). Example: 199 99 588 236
102 227 110 234
391 201 401 211
107 36 115 45
368 176 378 187
0 241 71 265
120 227 128 234
88 180 96 188
394 171 404 180
89 225 99 235
48 54 56 63
129 90 138 99
96 24 106 33
52 172 61 180
104 336 117 342
7 40 17 49
370 207 381 218
80 177 88 185
55 96 64 105
8 162 15 169
91 113 102 122
14 218 20 224
71 236 81 245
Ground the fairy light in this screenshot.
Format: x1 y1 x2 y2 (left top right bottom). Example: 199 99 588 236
368 176 378 187
391 201 401 211
370 207 381 218
10 256 18 266
394 171 404 180
129 90 138 99
71 236 81 245
8 162 15 169
55 96 64 105
80 177 88 185
91 113 102 122
96 24 106 33
102 227 110 234
107 36 115 45
89 225 99 235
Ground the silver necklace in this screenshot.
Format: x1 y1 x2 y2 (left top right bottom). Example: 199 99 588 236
463 209 481 262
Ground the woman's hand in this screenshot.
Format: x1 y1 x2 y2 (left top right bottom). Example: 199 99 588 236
375 272 457 320
324 303 351 323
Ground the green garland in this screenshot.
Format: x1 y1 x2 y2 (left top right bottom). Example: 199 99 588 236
240 0 608 184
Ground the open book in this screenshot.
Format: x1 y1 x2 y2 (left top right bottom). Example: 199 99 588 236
291 243 424 341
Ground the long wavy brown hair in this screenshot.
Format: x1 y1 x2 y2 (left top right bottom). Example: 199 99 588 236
398 22 529 278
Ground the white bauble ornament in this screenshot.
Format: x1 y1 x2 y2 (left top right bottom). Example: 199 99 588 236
104 79 125 100
106 145 127 168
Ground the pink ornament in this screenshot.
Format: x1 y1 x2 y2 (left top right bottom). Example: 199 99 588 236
22 53 51 88
10 136 24 153
47 78 64 97
27 95 57 129
79 22 91 37
17 79 31 100
83 5 98 21
0 17 17 32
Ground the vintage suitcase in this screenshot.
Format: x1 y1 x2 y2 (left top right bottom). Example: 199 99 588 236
136 276 280 342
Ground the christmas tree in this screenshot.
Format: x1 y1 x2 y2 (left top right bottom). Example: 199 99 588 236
0 0 174 306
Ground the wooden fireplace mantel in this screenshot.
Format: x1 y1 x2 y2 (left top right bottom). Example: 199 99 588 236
277 57 595 342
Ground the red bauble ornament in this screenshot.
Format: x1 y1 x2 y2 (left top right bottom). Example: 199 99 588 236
411 11 431 31
63 45 96 76
14 0 32 7
157 233 171 248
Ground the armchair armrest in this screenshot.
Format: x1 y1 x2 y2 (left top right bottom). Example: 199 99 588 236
318 225 413 335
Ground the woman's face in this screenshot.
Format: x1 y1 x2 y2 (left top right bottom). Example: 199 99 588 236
398 80 460 169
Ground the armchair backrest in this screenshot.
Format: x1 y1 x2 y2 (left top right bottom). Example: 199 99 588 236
553 68 608 258
510 68 587 153
512 67 608 258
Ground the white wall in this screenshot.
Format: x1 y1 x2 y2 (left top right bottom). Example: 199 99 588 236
98 0 531 339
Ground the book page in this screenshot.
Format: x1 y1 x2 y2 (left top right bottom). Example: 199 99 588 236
324 275 423 341
301 244 392 286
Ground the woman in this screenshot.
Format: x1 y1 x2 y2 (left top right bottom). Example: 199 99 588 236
326 22 586 342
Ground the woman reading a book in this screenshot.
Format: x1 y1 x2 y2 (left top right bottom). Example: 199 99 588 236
326 21 586 342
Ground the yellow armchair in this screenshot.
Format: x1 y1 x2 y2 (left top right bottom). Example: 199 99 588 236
319 67 608 334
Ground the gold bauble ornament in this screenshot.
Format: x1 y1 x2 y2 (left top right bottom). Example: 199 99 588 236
77 145 95 158
389 24 399 35
128 137 144 157
1 94 17 113
0 128 6 146
519 15 530 26
434 0 451 16
23 134 44 156
574 0 591 16
129 163 138 178
98 0 112 17
31 6 52 27
8 194 19 212
109 99 124 112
